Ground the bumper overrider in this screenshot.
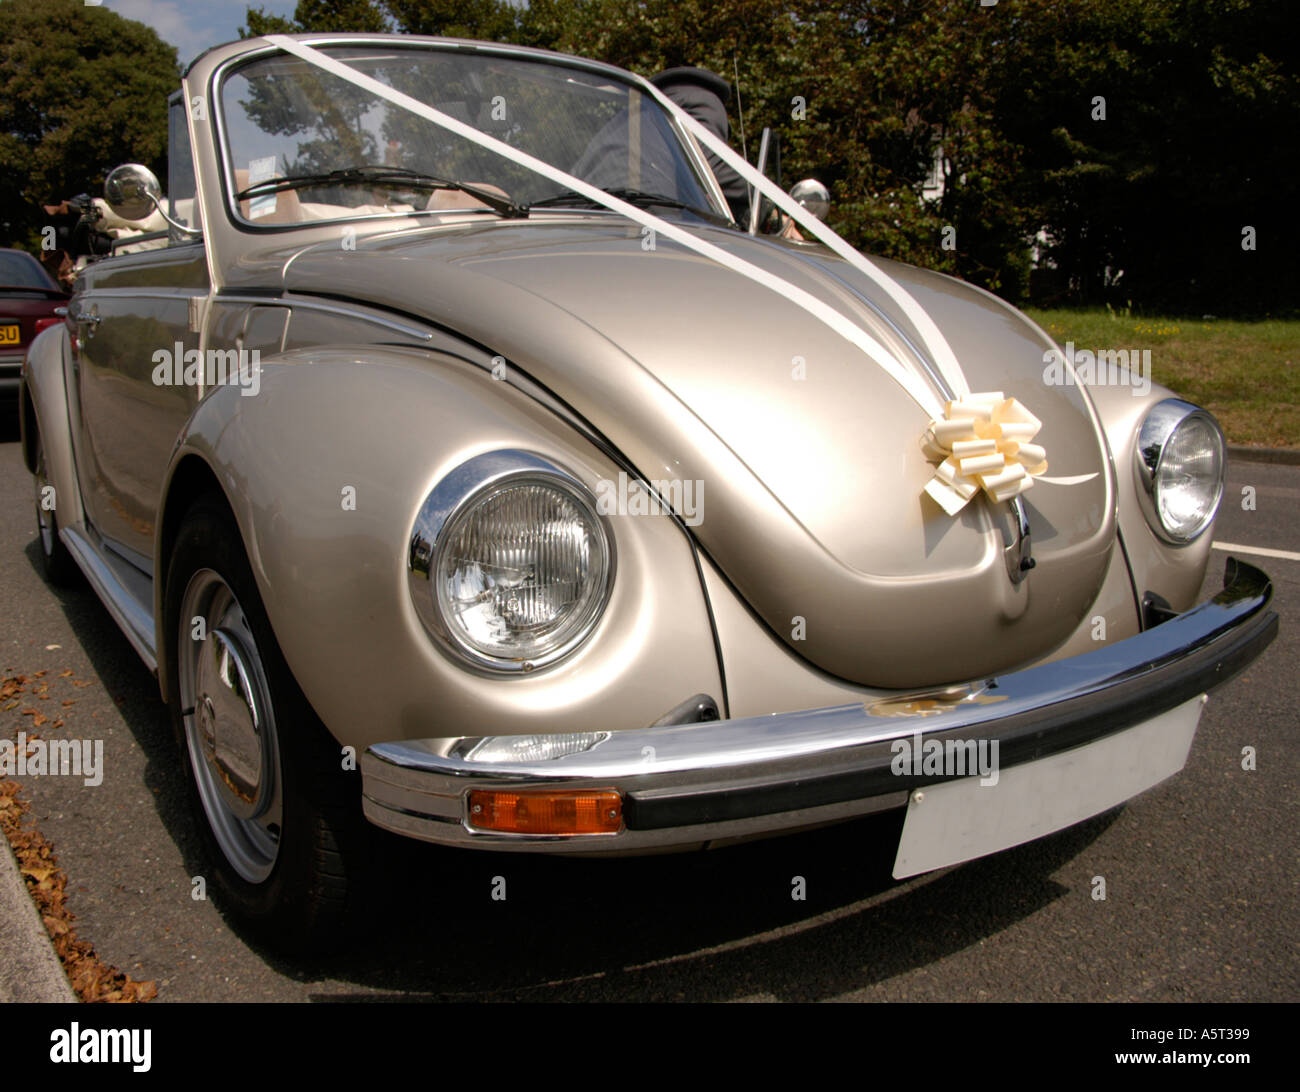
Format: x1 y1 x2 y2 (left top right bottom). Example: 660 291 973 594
361 559 1276 867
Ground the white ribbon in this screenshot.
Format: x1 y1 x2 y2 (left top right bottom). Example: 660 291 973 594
263 35 948 418
260 38 1093 508
637 80 972 406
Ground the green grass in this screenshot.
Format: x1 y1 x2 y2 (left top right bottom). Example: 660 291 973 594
1024 308 1300 448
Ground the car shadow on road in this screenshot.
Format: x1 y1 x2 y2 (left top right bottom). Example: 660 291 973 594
287 807 1117 1002
26 535 1119 1003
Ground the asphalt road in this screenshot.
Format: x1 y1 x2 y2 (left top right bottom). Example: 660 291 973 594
1 425 1296 1002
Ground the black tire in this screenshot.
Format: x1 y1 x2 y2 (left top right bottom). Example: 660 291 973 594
32 430 77 585
164 493 368 953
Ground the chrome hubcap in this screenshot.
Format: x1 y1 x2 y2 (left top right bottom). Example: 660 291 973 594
179 570 282 883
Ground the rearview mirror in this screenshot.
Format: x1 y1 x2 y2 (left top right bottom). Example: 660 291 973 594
104 164 163 222
790 179 830 221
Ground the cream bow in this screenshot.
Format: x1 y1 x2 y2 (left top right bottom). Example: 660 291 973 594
921 392 1048 516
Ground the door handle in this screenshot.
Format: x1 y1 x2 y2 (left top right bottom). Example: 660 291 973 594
76 306 101 338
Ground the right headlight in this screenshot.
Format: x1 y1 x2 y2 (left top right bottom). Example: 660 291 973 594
1135 399 1226 544
409 450 614 672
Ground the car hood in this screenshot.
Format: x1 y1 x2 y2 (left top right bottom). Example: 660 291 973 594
282 217 1117 687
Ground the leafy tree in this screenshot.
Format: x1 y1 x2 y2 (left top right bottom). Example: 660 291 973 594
235 0 1296 313
242 0 391 37
241 0 519 39
995 0 1299 313
0 0 178 248
382 0 524 40
515 1 1031 293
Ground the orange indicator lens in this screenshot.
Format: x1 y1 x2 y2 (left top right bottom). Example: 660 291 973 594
467 789 623 835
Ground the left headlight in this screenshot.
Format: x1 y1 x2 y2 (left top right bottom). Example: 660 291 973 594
409 451 614 672
1135 399 1226 544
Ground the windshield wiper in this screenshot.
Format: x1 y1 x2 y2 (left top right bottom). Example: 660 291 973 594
234 165 529 219
529 187 729 225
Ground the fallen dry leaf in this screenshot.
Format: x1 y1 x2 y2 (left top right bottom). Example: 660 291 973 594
0 776 156 1003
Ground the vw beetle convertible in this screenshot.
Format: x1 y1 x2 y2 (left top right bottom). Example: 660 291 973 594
20 33 1277 949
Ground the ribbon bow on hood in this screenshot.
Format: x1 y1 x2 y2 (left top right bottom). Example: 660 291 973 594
921 392 1049 516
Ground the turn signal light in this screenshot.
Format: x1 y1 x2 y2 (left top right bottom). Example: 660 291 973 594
467 789 623 835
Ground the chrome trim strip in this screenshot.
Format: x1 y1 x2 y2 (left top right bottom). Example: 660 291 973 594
69 290 208 301
60 525 158 673
213 292 434 341
362 558 1275 851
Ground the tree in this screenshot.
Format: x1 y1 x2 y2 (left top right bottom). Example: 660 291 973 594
241 0 519 40
516 1 1032 294
235 0 1297 313
242 0 391 37
994 0 1299 313
0 0 178 249
382 0 523 40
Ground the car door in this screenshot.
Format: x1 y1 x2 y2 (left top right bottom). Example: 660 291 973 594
68 95 209 570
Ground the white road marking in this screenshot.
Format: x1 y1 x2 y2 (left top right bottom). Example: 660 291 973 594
1212 541 1300 562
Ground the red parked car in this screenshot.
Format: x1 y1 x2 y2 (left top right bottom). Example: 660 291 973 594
1 248 68 416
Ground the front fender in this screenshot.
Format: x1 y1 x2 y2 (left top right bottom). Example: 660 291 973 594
19 324 85 532
155 345 725 747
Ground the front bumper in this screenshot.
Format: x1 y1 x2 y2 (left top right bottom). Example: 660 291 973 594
361 558 1276 854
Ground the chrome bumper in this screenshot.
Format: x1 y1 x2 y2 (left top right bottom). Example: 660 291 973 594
361 559 1276 853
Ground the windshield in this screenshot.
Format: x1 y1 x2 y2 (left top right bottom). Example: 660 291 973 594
219 45 723 227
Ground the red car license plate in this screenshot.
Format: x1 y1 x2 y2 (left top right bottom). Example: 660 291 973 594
0 324 19 346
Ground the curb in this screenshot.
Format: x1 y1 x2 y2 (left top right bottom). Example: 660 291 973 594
1228 444 1300 467
0 834 76 1003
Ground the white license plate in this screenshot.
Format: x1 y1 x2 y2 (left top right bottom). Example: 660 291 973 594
892 696 1204 878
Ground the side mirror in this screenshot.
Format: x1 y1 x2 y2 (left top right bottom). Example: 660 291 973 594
104 164 163 222
789 178 830 221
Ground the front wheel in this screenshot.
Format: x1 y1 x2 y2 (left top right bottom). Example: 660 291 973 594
165 494 368 952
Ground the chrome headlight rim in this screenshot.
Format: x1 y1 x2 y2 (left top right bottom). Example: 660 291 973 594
1134 398 1226 545
408 450 615 675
